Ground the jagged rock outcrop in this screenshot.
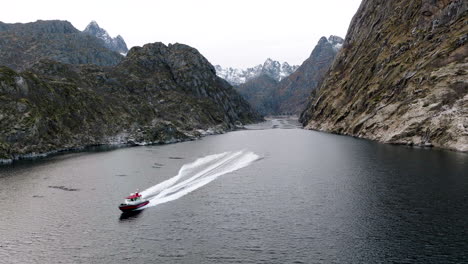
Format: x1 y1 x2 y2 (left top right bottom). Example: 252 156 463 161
300 0 467 152
235 36 343 115
0 20 123 71
0 42 261 162
83 21 128 54
215 59 298 86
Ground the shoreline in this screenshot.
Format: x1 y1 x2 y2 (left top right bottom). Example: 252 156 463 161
302 126 468 154
0 126 232 166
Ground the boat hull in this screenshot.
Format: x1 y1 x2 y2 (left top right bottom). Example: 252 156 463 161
118 200 150 212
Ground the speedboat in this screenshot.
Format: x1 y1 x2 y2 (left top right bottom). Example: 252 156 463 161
118 192 149 212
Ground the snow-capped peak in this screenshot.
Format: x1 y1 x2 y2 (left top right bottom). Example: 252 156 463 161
83 21 128 54
328 35 344 51
216 59 299 86
84 21 109 39
88 20 99 27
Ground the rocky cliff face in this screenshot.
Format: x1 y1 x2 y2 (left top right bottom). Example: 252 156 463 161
215 59 298 86
0 42 261 162
83 21 129 54
300 0 467 152
0 20 123 71
235 36 343 115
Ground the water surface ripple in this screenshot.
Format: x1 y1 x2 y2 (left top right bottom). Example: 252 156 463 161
0 119 467 263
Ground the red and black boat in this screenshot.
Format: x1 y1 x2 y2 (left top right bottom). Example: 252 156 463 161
118 192 149 212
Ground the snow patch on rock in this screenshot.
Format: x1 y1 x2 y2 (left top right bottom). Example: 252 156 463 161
215 59 299 85
83 21 128 54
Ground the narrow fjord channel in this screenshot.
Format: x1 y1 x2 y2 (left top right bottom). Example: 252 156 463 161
0 119 467 263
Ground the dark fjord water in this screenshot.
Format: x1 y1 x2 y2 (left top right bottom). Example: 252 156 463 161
0 118 467 263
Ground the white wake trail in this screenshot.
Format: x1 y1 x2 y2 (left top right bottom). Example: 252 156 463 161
140 150 259 207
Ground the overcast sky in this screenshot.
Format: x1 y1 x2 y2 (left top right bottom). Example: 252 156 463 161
1 0 362 68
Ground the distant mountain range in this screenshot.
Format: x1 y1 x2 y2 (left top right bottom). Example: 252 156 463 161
215 59 299 86
0 20 128 71
234 36 344 115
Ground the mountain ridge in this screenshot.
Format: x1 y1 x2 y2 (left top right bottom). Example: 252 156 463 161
0 20 125 71
272 35 344 114
234 35 343 115
300 0 467 152
0 36 261 162
83 20 129 55
215 59 299 86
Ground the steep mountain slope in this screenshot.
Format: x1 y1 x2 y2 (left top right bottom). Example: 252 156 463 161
83 21 128 54
0 20 123 71
0 42 261 162
235 74 279 115
274 36 343 114
215 59 298 85
300 0 467 151
235 36 343 115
